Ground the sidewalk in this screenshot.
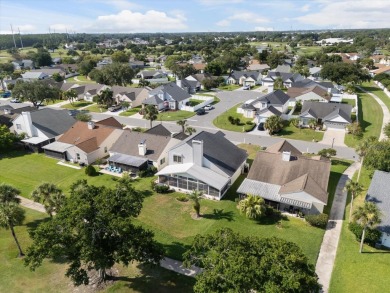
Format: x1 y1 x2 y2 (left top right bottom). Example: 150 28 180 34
315 162 360 292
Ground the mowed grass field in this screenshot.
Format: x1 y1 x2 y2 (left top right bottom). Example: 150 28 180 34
344 91 383 147
0 148 349 266
329 167 390 293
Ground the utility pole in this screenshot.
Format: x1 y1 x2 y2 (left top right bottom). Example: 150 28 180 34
18 27 24 49
10 24 17 49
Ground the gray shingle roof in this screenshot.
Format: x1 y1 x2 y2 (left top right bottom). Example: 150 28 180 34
145 124 172 137
149 82 191 102
143 95 163 105
229 70 262 81
366 171 390 233
300 101 352 122
253 90 290 106
185 131 248 176
29 108 76 138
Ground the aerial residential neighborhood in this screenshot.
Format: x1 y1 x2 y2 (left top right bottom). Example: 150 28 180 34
0 1 390 292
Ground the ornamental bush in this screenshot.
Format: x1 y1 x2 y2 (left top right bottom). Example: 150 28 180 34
154 184 170 194
305 213 328 228
84 165 97 176
348 222 382 246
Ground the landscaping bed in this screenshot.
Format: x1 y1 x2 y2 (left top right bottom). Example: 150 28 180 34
213 103 255 132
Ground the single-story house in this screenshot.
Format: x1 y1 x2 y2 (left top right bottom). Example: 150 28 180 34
43 117 123 164
299 101 352 130
185 73 215 90
12 59 34 70
137 70 168 82
262 71 304 88
287 85 331 103
143 82 191 111
129 60 145 69
237 140 331 215
177 79 200 94
30 68 66 77
112 86 150 108
0 105 36 127
365 170 390 248
309 67 322 80
237 90 290 122
226 70 263 87
108 126 182 172
20 71 49 80
156 131 248 200
12 108 76 152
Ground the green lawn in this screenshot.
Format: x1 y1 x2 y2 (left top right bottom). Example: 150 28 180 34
213 103 255 132
0 149 349 266
120 107 141 117
344 91 383 148
361 81 390 112
274 124 324 142
341 99 356 107
329 167 390 293
60 101 93 110
83 103 107 113
157 110 195 121
67 75 96 84
188 99 203 106
0 207 195 293
218 84 241 91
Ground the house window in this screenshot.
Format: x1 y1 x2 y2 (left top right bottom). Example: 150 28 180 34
173 155 182 163
160 157 165 165
16 124 22 130
76 153 80 160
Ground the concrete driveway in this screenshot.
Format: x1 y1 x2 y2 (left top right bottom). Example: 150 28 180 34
320 129 346 147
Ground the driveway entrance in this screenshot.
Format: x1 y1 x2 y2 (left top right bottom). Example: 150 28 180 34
320 128 346 147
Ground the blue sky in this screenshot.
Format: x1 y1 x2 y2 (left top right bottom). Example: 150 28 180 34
1 0 389 34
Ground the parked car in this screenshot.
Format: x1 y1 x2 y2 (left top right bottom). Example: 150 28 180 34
196 108 206 115
257 122 265 131
204 105 214 110
10 98 21 103
108 104 122 112
243 86 250 90
0 91 11 98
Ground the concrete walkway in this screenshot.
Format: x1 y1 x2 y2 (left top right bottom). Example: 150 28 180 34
17 195 201 277
358 86 390 141
315 162 360 292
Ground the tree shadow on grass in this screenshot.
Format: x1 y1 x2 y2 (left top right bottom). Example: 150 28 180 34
201 209 234 222
113 263 196 293
331 159 351 167
162 242 191 262
257 212 289 226
0 149 32 160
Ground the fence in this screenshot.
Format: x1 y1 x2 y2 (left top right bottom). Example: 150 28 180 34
180 95 214 112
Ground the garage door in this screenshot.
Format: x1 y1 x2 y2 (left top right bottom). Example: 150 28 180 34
324 122 346 130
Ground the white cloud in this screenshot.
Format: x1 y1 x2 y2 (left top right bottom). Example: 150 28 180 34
88 10 188 32
296 0 390 29
254 27 274 31
216 11 269 27
301 4 310 12
0 24 36 34
198 0 244 6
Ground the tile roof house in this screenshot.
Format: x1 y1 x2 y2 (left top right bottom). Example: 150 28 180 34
226 70 263 87
237 90 290 122
12 108 76 152
237 140 331 215
42 117 123 165
156 131 248 200
143 82 191 111
108 127 182 172
365 170 390 248
299 101 352 130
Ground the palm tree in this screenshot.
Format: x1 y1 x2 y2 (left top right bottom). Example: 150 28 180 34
0 184 25 257
185 126 197 135
238 194 266 220
96 88 114 108
355 136 376 182
344 180 363 222
177 119 187 133
189 190 202 218
31 183 65 218
264 115 283 135
144 105 159 128
352 202 382 253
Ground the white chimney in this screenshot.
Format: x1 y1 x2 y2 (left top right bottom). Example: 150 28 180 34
176 79 182 88
138 139 147 156
21 111 34 137
268 84 274 93
282 151 291 162
4 108 12 115
87 121 95 129
192 140 203 166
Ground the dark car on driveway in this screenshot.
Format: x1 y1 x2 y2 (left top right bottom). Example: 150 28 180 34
257 122 265 131
196 108 206 115
108 104 122 112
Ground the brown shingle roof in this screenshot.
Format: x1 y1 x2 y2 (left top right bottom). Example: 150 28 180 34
266 140 302 157
96 117 123 128
287 85 329 100
247 151 331 203
58 119 121 153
